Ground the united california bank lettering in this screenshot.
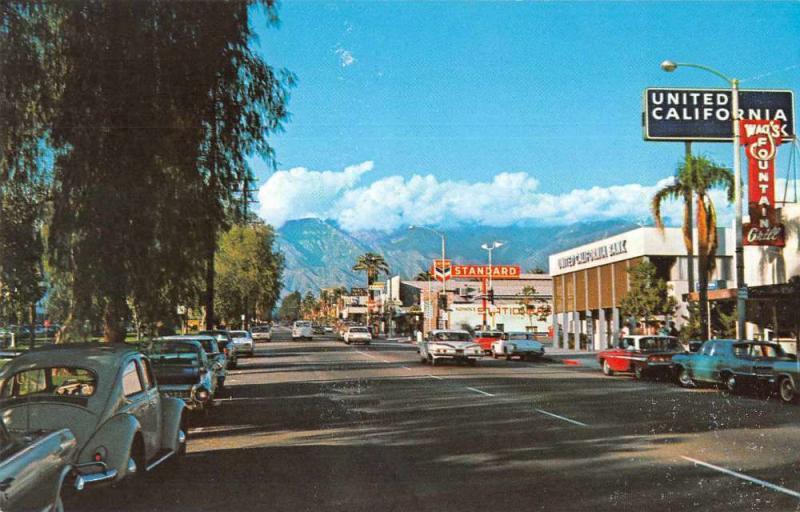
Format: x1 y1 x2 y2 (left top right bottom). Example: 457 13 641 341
557 240 628 270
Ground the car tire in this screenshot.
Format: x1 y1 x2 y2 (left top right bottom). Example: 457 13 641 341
722 372 737 394
467 359 477 367
506 355 512 361
676 366 694 388
602 360 614 376
420 355 428 364
779 377 796 403
431 357 439 367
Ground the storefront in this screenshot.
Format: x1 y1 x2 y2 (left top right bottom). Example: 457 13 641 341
548 226 734 351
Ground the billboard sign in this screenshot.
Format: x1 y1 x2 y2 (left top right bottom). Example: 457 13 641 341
451 265 521 280
431 259 452 282
741 119 785 246
643 88 795 141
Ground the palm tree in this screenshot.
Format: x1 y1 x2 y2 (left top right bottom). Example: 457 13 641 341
651 155 734 340
352 252 390 286
415 270 433 281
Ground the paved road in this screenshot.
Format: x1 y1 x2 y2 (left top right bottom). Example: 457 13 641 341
67 328 800 511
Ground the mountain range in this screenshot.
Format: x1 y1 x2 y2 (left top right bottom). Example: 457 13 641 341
275 218 639 294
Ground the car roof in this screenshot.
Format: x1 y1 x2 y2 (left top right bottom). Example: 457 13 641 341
624 335 677 340
161 335 216 342
430 330 471 335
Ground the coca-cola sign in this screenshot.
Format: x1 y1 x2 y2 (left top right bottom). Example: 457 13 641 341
740 119 785 247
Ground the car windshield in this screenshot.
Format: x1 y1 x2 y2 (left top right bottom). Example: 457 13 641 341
230 331 248 338
295 322 311 327
433 332 471 342
506 333 532 340
1 367 97 399
477 332 502 339
253 326 270 333
350 327 369 333
640 337 681 351
148 343 202 365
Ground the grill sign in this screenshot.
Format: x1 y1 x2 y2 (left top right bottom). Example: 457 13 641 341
741 119 785 247
643 88 795 141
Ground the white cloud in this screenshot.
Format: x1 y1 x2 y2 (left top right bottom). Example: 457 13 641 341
334 47 356 67
257 161 736 231
257 161 374 227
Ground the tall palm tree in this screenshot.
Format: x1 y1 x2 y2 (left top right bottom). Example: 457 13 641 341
352 252 390 286
651 155 734 340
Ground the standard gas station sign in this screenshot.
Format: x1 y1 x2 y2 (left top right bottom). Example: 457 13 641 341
643 88 795 141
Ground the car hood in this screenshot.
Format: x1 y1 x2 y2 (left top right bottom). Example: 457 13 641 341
2 401 98 451
429 341 479 349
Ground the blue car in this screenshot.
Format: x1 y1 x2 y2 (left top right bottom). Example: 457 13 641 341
672 339 792 392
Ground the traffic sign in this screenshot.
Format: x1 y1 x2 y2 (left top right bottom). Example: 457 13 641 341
643 88 795 141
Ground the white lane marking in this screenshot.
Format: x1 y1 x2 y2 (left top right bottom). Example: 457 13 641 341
401 366 412 371
429 375 444 380
534 408 588 427
356 350 379 360
466 387 495 397
681 456 800 499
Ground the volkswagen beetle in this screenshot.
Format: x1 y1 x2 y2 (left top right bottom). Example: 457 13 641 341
0 343 187 492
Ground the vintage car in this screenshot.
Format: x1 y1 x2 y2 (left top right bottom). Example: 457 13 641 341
251 325 272 342
229 330 255 357
0 417 76 512
418 330 484 366
491 332 545 360
198 330 238 369
473 330 504 355
164 335 227 390
0 344 186 492
672 339 791 392
343 326 372 345
763 355 800 403
145 339 217 412
598 335 684 379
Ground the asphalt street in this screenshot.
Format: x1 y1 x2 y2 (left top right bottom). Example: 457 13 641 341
66 327 800 511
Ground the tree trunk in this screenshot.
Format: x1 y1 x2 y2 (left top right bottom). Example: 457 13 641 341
684 143 695 293
205 241 215 330
28 303 36 348
103 295 127 344
696 195 710 341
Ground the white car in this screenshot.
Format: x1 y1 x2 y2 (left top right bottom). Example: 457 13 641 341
344 326 372 345
229 330 255 356
292 320 313 341
492 332 546 361
418 330 484 366
251 325 272 342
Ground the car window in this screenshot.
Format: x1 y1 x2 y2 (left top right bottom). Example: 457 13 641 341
433 332 471 342
752 344 785 358
733 344 749 358
140 358 154 389
122 360 144 397
2 367 97 399
700 341 713 356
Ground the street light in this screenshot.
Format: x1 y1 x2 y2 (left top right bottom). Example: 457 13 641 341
409 225 448 328
481 241 504 329
661 60 745 339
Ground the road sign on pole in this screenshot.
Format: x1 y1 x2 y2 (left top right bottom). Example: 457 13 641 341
643 88 795 141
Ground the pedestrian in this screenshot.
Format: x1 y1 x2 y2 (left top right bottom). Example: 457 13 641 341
658 322 670 337
619 324 630 341
669 321 679 337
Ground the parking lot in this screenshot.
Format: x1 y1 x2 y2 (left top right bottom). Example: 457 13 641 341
66 327 800 511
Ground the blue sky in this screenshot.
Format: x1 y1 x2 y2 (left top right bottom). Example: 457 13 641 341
250 1 800 231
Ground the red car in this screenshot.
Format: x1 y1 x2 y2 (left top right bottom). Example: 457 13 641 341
598 335 684 379
473 330 504 354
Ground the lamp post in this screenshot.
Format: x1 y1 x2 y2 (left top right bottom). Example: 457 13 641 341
409 225 448 329
481 241 504 329
661 60 745 340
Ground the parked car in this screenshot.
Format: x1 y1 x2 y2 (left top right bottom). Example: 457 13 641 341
473 330 504 355
144 339 217 412
229 330 255 357
0 416 76 512
292 321 313 341
324 325 334 334
166 335 227 390
763 354 800 403
418 330 484 366
344 326 372 345
598 335 684 379
492 332 545 360
198 330 238 369
251 325 272 342
672 339 791 392
312 324 325 335
0 344 187 491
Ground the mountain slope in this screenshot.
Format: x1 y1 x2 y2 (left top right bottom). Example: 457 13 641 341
276 218 638 294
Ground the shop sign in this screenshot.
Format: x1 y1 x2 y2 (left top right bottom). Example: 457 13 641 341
450 265 521 280
741 119 785 246
557 240 628 270
350 287 368 296
369 282 385 291
643 88 795 141
430 259 452 282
